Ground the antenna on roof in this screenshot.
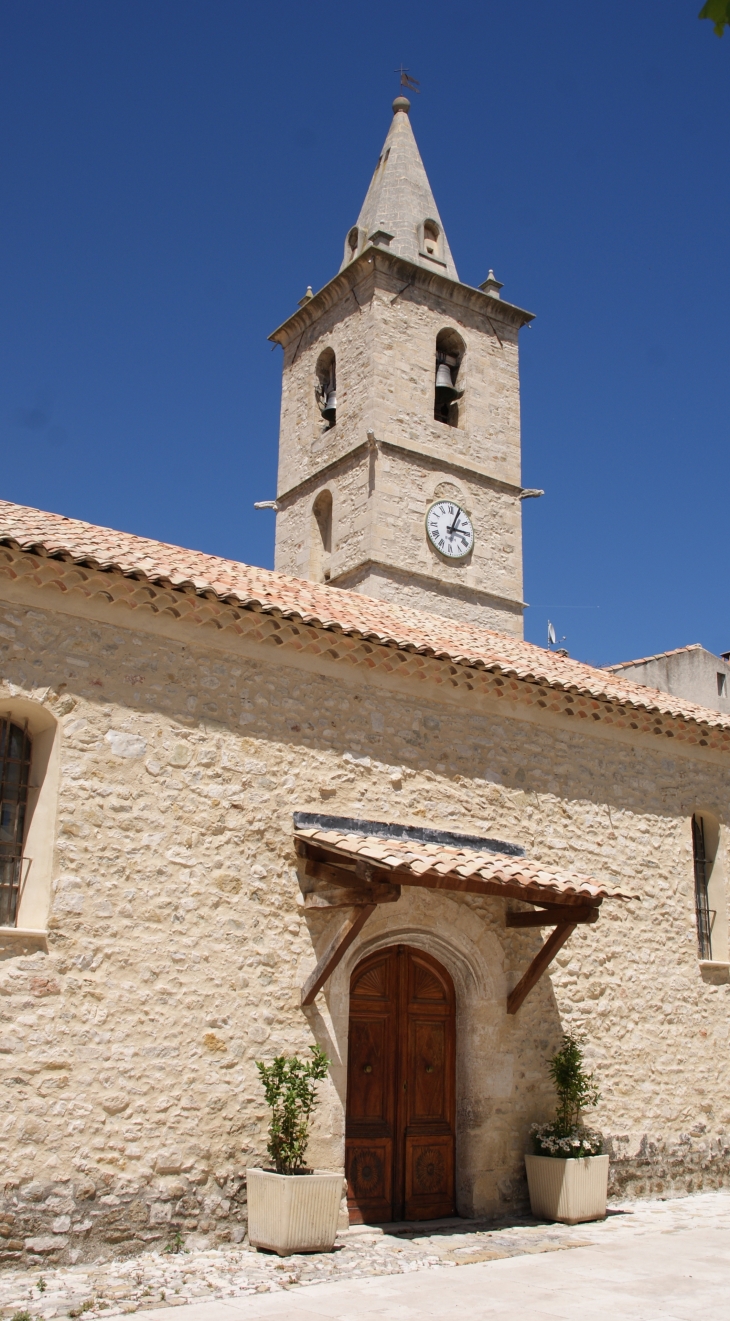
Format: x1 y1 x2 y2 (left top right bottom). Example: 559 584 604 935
547 620 567 651
395 65 420 93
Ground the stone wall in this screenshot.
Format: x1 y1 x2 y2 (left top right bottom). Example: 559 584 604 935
0 579 729 1264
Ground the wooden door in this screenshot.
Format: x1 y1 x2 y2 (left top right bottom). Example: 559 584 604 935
345 944 455 1223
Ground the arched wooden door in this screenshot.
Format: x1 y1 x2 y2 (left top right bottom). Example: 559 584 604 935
345 944 456 1224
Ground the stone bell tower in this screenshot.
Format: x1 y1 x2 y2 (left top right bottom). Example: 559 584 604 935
268 96 534 637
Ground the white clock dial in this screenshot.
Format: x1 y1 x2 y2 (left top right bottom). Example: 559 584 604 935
425 501 474 559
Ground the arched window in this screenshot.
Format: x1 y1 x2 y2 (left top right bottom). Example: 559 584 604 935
693 814 712 959
434 328 465 427
342 225 363 268
692 812 728 963
423 219 440 257
419 218 445 267
311 489 333 582
0 719 32 927
315 348 337 430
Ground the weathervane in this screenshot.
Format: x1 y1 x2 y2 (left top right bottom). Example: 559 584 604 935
395 65 420 94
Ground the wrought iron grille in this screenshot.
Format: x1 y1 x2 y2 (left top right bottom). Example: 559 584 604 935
0 718 32 928
692 813 713 961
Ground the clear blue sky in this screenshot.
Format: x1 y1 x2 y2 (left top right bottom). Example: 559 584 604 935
0 1 727 667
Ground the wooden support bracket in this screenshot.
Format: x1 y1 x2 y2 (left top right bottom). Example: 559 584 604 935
303 883 400 909
301 906 376 1006
507 923 577 1015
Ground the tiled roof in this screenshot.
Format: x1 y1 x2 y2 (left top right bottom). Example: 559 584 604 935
606 644 705 672
295 826 635 903
0 497 728 733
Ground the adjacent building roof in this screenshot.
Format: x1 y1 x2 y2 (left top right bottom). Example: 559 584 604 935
340 97 459 281
1 497 729 733
606 644 704 673
294 824 635 904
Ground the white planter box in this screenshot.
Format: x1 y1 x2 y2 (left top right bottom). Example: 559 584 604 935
246 1167 344 1256
525 1153 609 1224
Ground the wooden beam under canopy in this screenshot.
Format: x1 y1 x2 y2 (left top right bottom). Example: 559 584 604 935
507 923 576 1015
506 905 599 928
300 906 376 1006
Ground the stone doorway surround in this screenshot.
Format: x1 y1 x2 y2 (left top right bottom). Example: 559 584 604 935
320 890 502 1220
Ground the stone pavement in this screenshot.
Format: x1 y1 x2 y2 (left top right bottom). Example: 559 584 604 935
0 1190 728 1320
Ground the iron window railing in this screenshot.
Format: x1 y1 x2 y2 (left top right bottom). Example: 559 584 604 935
692 813 714 961
0 718 32 928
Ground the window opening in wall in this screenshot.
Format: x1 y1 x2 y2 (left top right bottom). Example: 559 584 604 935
692 813 715 960
0 718 32 927
434 328 464 427
315 348 337 429
718 672 726 697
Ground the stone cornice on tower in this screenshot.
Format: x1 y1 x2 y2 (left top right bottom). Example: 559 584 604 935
268 246 534 350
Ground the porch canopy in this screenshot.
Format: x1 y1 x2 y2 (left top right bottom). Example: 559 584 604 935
293 813 634 1014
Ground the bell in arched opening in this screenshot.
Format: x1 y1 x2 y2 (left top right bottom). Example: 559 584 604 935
433 329 465 427
315 347 337 429
322 383 337 425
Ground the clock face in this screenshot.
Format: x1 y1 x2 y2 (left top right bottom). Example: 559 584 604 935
425 501 474 559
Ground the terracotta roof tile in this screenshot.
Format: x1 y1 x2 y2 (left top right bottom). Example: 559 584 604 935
0 497 727 733
295 826 636 902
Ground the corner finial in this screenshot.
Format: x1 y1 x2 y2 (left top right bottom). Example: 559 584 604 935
392 95 410 114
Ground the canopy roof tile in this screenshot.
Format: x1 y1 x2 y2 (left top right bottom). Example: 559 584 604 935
294 825 636 904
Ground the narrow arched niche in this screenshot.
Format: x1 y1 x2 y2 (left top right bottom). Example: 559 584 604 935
434 328 465 427
315 348 337 430
311 489 333 582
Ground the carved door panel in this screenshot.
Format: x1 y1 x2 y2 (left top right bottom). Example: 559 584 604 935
401 952 455 1220
346 945 455 1223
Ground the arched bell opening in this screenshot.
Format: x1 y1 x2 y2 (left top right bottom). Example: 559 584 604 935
315 348 337 429
434 328 465 427
345 943 456 1224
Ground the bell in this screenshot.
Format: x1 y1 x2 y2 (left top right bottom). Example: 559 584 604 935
322 389 337 423
435 361 456 395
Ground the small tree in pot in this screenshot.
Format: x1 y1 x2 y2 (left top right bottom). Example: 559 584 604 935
247 1045 344 1255
256 1045 329 1174
525 1033 609 1224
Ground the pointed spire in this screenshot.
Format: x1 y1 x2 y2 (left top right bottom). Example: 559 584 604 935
340 97 459 281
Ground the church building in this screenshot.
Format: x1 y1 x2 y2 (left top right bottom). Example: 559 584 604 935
0 97 728 1263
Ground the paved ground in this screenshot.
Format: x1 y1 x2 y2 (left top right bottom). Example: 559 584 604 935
1 1190 728 1320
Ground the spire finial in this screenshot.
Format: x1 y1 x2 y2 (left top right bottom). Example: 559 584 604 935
392 95 410 114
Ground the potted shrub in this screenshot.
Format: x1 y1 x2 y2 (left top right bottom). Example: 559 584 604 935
525 1032 609 1225
247 1044 344 1255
